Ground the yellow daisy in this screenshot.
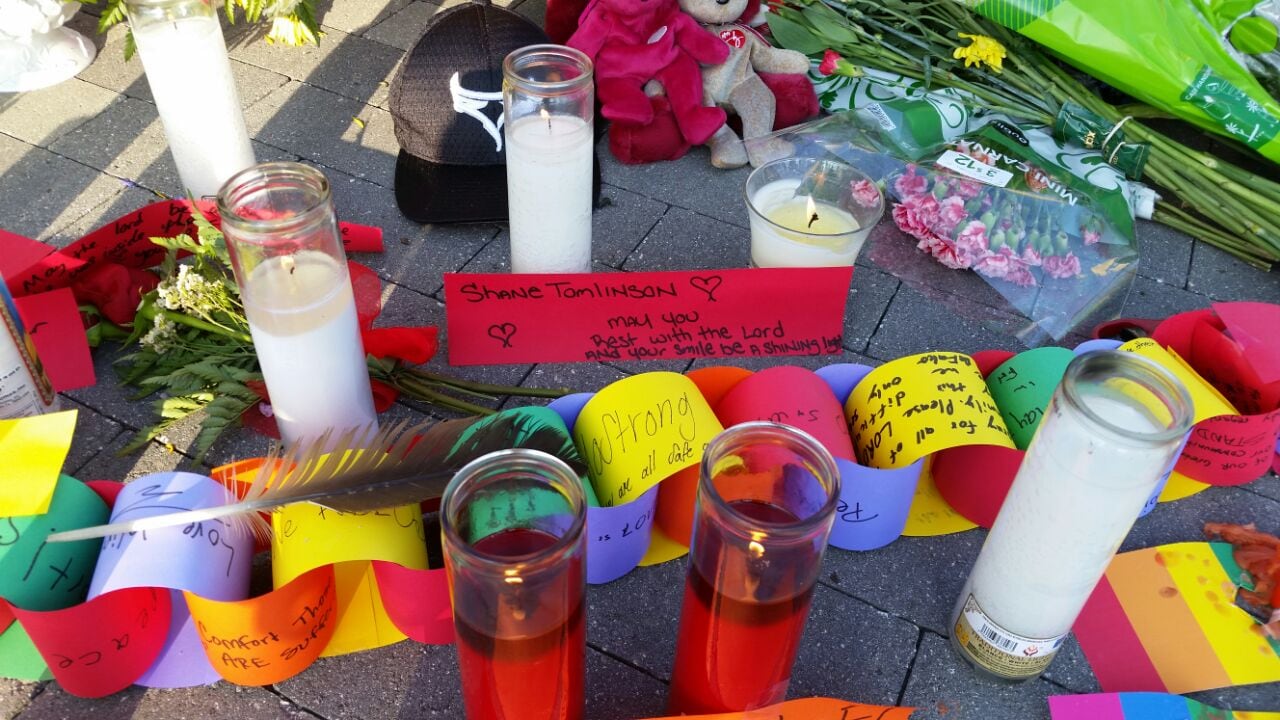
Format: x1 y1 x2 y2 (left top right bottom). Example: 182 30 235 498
953 33 1007 73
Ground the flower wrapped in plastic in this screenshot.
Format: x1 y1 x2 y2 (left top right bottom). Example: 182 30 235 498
747 94 1142 346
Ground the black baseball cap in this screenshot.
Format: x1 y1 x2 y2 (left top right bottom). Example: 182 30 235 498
391 1 542 223
391 0 601 224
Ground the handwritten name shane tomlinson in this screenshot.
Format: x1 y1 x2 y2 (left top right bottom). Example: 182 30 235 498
458 280 679 303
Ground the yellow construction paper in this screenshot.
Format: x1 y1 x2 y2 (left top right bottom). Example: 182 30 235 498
637 526 689 566
1160 543 1280 686
1119 339 1237 422
573 372 722 507
902 458 978 536
845 352 1013 469
1157 470 1211 502
271 502 428 655
0 409 77 516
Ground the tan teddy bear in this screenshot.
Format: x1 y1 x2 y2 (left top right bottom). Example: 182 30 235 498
676 0 811 168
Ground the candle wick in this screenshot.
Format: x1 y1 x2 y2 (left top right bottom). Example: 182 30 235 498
808 212 820 229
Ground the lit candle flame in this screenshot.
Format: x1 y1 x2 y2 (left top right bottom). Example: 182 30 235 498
805 196 820 229
540 107 551 132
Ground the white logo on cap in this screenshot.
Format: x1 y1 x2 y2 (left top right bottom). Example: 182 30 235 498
450 72 505 152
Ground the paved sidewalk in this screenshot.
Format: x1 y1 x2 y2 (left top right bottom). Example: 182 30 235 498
2 1 1279 718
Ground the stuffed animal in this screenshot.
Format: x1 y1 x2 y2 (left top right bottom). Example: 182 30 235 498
567 0 728 147
676 0 811 168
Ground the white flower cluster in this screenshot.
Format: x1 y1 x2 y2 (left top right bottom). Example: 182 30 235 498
156 264 222 317
140 314 179 353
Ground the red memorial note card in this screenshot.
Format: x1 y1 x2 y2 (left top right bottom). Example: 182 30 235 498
443 268 853 366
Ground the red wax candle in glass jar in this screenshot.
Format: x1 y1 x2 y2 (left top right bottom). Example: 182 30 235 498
668 422 841 714
441 448 587 720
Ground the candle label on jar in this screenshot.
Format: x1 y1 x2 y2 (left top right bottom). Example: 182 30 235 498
953 595 1067 679
935 150 1013 188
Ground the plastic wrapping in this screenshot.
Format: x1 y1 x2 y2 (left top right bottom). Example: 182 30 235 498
748 96 1140 346
967 0 1280 163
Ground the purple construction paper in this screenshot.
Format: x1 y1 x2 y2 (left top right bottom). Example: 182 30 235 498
89 472 252 600
829 458 924 551
548 392 594 430
816 363 875 405
87 471 253 688
586 486 658 585
133 592 220 688
1073 338 1123 355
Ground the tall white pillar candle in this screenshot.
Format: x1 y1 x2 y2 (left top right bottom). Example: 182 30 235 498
950 351 1192 682
503 45 594 274
128 0 255 198
219 162 376 448
506 113 594 273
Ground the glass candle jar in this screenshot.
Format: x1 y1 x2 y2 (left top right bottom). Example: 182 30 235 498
503 45 594 274
745 157 884 268
126 0 255 197
442 449 587 720
218 162 376 448
950 350 1193 682
668 422 841 714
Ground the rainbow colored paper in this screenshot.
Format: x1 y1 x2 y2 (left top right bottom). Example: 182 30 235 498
1049 692 1279 720
1074 542 1280 694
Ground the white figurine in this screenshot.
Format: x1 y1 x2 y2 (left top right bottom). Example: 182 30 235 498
0 0 96 92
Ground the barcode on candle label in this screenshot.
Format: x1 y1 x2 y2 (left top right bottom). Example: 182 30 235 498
935 150 1013 188
953 595 1066 679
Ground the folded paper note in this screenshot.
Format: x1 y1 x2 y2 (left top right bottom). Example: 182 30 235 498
443 267 852 365
1074 542 1280 694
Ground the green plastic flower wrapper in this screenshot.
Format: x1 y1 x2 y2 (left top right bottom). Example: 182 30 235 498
964 0 1280 163
746 97 1140 346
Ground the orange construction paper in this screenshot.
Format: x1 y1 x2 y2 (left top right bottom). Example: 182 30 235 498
654 464 700 549
686 366 754 409
185 566 336 686
9 587 171 698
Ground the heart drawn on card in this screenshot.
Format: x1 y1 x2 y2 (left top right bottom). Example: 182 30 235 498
487 323 517 348
689 275 723 302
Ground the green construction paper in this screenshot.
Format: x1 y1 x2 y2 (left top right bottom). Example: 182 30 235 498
456 407 594 544
0 623 51 682
986 347 1076 449
0 475 108 611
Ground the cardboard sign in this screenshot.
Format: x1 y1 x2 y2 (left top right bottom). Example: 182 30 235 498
442 267 852 365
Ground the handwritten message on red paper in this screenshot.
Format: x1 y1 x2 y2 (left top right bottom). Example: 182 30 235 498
443 268 853 366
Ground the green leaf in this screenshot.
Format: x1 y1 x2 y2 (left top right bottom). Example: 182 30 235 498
766 13 830 55
801 4 860 45
124 28 136 62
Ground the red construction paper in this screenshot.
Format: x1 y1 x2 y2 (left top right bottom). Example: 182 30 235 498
715 365 855 461
443 268 853 365
370 562 453 645
0 603 13 635
931 444 1025 528
1183 318 1280 415
9 587 171 697
83 480 124 508
971 349 1017 377
0 230 54 291
1213 302 1280 385
6 200 381 299
13 288 95 391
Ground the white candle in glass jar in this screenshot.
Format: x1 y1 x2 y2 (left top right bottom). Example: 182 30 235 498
242 251 376 447
748 179 863 268
506 113 593 273
956 394 1167 655
132 13 255 197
